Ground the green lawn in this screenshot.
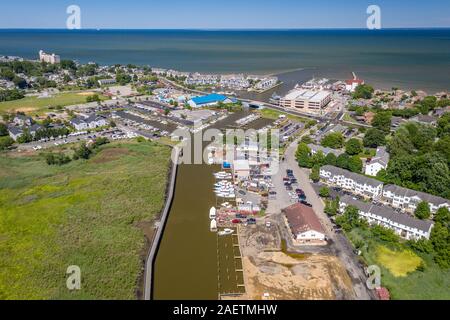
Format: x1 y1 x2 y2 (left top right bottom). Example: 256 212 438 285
347 228 450 300
0 140 171 299
258 108 309 123
0 92 108 115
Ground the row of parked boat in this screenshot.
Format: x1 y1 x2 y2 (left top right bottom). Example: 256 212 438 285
214 171 232 180
209 207 234 236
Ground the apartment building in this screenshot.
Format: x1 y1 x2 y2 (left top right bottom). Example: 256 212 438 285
280 89 331 112
365 147 390 177
319 165 383 199
382 184 450 214
339 195 434 240
39 50 60 64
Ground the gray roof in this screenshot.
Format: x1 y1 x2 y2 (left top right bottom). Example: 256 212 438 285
308 144 344 157
320 165 383 188
8 126 23 135
340 195 433 233
29 124 42 133
368 147 390 167
414 115 437 124
383 184 450 206
70 117 85 125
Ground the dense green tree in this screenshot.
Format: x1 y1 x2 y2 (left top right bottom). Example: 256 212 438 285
324 153 337 166
16 128 32 143
321 132 344 149
437 113 450 138
348 155 363 173
430 222 450 268
319 187 330 198
310 165 320 182
336 153 350 169
73 143 92 160
415 202 431 220
295 143 311 168
352 84 374 99
435 207 450 226
60 59 77 71
345 138 363 155
0 136 14 150
372 111 392 133
363 128 386 148
336 205 362 231
0 123 8 136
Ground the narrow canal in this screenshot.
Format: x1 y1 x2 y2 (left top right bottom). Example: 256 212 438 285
153 110 273 300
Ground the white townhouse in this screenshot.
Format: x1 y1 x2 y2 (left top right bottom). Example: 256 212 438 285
365 147 390 177
319 165 383 199
382 184 450 214
70 114 108 131
339 195 434 240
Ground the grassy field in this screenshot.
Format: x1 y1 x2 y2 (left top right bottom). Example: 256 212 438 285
0 92 108 115
0 140 171 299
347 228 450 300
375 246 422 277
258 108 309 123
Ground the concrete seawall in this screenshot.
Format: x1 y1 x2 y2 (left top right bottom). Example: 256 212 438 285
143 146 180 300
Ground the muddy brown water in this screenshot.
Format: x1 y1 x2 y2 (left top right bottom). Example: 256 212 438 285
153 110 273 300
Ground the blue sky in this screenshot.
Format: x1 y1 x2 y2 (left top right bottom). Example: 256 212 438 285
2 0 450 29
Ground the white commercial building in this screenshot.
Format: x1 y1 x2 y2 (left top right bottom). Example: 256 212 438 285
320 165 383 199
365 147 390 177
39 50 60 64
283 203 327 245
280 89 331 112
340 195 434 240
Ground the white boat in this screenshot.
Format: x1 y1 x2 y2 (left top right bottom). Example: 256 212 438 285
218 228 234 236
210 219 217 232
225 194 235 199
216 193 227 197
209 207 216 219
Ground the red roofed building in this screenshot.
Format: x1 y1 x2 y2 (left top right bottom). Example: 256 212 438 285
346 75 365 92
282 203 327 245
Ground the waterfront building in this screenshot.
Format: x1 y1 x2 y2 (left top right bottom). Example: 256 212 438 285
279 89 331 113
365 147 390 177
382 185 450 214
345 76 364 92
339 195 433 240
39 50 60 64
254 77 278 90
187 93 233 108
282 203 326 245
232 159 250 180
319 165 383 199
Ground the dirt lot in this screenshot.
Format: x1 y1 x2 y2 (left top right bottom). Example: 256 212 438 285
239 224 355 300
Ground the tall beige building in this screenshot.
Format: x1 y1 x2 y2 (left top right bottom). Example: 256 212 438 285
280 89 331 113
39 50 61 64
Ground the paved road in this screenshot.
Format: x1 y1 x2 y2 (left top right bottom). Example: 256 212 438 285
284 139 376 300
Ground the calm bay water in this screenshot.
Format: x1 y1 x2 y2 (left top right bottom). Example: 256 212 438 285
1 29 450 91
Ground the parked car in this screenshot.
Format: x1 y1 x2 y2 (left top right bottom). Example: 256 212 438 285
300 200 312 207
231 219 242 224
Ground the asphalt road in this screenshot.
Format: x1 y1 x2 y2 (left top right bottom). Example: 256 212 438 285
284 139 376 300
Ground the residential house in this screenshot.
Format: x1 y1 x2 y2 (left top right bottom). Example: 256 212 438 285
308 144 344 157
319 165 383 199
8 126 23 141
282 203 327 245
339 195 434 240
13 115 33 126
365 147 390 177
411 115 438 127
382 184 450 214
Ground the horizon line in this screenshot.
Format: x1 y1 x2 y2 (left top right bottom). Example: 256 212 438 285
1 27 450 31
